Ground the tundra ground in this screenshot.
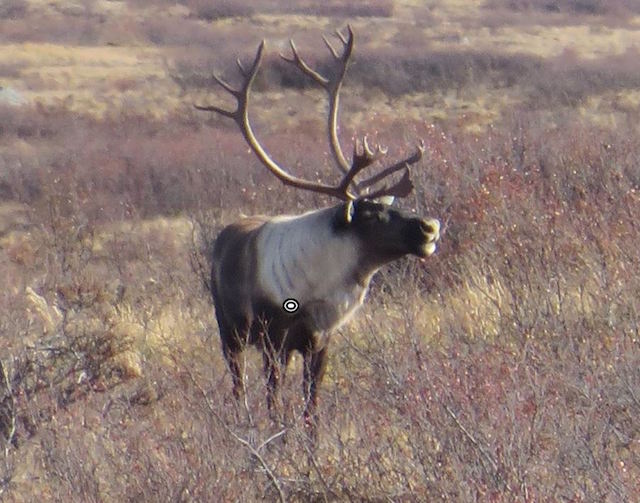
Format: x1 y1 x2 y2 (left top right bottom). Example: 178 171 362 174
0 0 638 500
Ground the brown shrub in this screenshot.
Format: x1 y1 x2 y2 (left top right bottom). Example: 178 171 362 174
486 0 640 16
4 102 639 499
0 0 28 20
183 0 254 21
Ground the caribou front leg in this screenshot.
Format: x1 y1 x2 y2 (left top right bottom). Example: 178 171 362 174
302 345 328 442
263 343 291 422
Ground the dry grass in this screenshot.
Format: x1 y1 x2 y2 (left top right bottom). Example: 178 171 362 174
3 0 640 122
0 0 639 501
0 44 175 116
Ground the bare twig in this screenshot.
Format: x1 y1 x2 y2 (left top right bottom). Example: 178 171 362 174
443 403 504 486
186 371 287 503
0 360 15 452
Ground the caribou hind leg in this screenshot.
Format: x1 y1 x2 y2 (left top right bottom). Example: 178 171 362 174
216 307 251 404
221 340 245 401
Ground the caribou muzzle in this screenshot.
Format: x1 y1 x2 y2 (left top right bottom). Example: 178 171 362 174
415 218 440 258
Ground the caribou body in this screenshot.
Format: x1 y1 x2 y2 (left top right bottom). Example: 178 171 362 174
212 202 439 423
198 26 440 432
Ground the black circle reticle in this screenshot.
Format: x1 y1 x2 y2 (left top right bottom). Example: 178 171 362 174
282 298 299 313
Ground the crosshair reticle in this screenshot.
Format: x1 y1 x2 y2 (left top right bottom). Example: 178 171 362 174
282 298 299 313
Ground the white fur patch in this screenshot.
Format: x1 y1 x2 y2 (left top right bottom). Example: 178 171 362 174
255 207 370 331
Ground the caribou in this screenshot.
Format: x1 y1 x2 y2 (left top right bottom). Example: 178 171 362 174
196 26 440 434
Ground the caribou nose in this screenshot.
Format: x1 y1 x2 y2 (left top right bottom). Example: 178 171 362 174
419 218 440 241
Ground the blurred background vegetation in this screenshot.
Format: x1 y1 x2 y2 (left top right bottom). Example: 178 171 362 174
0 0 638 500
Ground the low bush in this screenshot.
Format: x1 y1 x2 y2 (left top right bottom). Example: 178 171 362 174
0 0 28 20
485 0 640 16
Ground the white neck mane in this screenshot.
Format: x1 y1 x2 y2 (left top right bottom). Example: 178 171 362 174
255 207 375 331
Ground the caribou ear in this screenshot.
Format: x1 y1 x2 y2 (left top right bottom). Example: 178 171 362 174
375 195 395 206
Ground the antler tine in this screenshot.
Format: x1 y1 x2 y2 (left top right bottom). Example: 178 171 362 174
356 141 425 192
196 40 357 201
361 136 389 157
355 137 384 173
213 73 240 97
322 35 341 60
236 57 247 77
335 136 388 195
280 25 354 175
195 40 265 117
280 40 328 87
334 27 349 45
366 168 415 200
194 74 239 118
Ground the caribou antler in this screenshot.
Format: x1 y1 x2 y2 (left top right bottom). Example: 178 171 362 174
281 26 354 175
195 25 425 201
